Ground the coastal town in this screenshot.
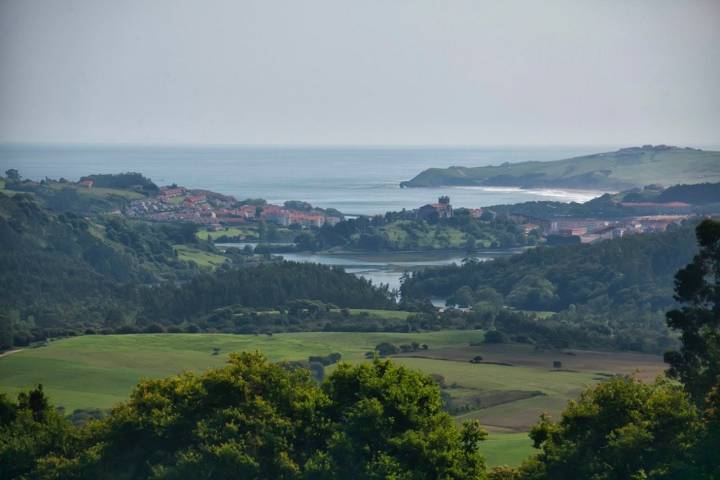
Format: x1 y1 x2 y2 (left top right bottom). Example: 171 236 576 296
119 180 697 246
412 195 695 245
122 184 344 229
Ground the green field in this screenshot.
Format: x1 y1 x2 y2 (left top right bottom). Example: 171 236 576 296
78 186 145 200
196 226 254 241
0 331 666 466
174 244 228 268
479 432 534 467
45 182 145 200
379 220 470 250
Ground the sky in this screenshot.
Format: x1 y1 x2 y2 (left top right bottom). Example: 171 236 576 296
0 0 718 146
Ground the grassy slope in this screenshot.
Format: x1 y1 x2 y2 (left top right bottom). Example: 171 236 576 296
0 332 481 411
196 226 256 241
0 332 665 466
479 432 534 467
380 221 469 250
173 244 228 268
402 147 720 189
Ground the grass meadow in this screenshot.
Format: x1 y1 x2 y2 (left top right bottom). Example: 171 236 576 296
0 331 666 466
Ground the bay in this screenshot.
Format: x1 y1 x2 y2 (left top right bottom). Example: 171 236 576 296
0 144 611 215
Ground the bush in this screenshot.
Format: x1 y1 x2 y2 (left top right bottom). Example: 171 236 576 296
143 323 165 333
375 342 400 356
484 330 508 344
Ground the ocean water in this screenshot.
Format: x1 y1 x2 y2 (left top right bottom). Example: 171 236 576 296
0 144 612 215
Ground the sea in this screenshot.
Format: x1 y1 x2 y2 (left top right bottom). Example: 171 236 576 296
0 144 614 293
0 144 612 216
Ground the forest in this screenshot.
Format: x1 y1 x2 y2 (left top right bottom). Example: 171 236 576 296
402 223 699 352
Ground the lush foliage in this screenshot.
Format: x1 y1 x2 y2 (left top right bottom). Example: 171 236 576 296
517 377 702 480
496 220 720 480
10 354 488 479
78 172 159 195
296 208 536 252
402 225 698 352
0 386 76 480
665 219 720 403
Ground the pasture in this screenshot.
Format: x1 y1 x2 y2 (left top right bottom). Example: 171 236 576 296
173 244 228 268
0 331 666 466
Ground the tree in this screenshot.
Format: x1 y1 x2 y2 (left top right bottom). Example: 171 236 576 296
664 219 720 404
4 169 20 182
0 311 13 350
32 354 489 479
320 359 487 479
519 376 700 480
375 342 400 356
0 386 74 480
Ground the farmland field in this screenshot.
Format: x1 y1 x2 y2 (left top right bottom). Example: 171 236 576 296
0 331 666 466
174 244 228 268
196 226 254 241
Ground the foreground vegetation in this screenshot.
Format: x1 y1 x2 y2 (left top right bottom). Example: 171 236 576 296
1 221 719 478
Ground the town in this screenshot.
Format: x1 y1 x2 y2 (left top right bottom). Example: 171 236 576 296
122 184 344 229
119 179 698 246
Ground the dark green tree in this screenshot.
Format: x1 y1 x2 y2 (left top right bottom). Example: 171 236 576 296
0 311 13 350
4 169 20 182
0 386 75 480
518 377 700 480
664 219 720 403
36 354 488 480
319 359 487 479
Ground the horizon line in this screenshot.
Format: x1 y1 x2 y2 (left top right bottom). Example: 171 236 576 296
2 141 719 150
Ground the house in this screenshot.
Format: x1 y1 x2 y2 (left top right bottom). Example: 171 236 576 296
159 186 183 198
550 219 610 234
417 196 453 221
558 227 587 237
468 208 484 219
262 207 292 226
289 211 326 227
520 223 540 235
77 179 94 189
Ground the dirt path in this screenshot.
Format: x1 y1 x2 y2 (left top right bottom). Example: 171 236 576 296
0 348 24 358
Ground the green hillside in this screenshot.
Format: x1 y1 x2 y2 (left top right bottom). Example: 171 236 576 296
400 145 720 190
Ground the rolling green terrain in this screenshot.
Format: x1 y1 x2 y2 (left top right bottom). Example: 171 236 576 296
196 226 255 241
403 224 698 353
173 244 229 269
401 145 720 190
0 332 666 466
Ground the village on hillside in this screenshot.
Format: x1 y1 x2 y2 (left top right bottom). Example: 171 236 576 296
122 184 344 229
120 180 697 245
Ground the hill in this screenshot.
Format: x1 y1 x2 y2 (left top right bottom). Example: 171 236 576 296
401 224 699 351
1 171 158 214
0 193 394 348
400 145 720 190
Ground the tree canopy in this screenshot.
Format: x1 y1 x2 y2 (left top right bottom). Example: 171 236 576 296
6 353 488 479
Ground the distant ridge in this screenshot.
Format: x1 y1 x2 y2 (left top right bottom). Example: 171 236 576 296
400 145 720 190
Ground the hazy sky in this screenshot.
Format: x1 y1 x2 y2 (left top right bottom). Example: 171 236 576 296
1 0 718 146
